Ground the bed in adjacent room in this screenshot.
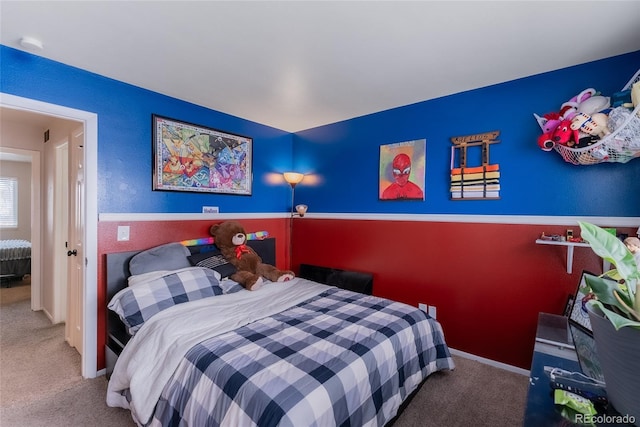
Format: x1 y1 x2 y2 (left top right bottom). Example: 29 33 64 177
105 237 455 427
0 239 31 281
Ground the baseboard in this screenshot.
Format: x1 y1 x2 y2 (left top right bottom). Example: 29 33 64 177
42 307 55 323
449 347 530 376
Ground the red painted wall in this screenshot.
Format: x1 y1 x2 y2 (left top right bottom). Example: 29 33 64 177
97 218 290 370
290 218 635 369
97 216 634 371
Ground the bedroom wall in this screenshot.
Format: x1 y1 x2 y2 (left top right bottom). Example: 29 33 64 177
289 50 640 369
2 45 639 371
291 219 637 368
0 46 296 216
1 120 42 242
292 51 640 216
1 45 296 371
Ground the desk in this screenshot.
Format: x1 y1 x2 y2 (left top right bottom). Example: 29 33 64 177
524 313 633 426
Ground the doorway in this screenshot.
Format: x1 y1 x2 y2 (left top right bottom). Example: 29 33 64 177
0 93 98 378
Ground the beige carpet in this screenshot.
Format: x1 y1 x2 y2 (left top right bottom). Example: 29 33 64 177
0 279 132 426
1 280 82 406
393 355 528 426
0 279 529 426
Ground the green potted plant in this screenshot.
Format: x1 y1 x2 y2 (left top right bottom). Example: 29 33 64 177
578 221 640 424
579 222 640 329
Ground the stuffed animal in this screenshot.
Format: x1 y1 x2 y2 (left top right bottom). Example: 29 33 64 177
534 112 563 135
576 95 610 115
537 118 581 151
210 220 294 290
551 119 580 148
570 112 610 138
559 88 596 120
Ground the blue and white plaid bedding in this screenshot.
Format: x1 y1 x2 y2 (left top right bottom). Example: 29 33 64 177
146 285 454 426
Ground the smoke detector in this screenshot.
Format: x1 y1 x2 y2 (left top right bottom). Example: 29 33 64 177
20 36 44 51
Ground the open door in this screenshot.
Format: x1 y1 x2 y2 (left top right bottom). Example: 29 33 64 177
65 125 84 355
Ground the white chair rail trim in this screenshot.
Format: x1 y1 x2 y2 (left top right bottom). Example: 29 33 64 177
99 212 639 227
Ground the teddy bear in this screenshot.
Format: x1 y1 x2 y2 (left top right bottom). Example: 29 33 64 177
210 220 294 290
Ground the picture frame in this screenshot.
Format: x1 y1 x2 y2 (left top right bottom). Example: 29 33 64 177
152 114 252 195
379 139 426 201
568 270 598 334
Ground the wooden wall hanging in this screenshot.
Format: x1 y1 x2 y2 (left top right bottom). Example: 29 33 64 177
450 131 500 200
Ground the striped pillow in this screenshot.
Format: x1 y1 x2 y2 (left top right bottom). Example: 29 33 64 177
108 267 222 335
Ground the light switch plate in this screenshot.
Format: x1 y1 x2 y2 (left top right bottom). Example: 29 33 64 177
117 225 130 241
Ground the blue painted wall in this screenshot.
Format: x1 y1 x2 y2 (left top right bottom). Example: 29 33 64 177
1 46 294 214
2 46 639 217
293 51 640 216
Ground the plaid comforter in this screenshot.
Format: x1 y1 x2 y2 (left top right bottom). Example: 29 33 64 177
147 285 454 426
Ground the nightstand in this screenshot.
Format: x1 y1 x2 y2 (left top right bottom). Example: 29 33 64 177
524 313 580 426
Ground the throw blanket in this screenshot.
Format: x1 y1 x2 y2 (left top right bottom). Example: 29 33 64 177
148 286 454 427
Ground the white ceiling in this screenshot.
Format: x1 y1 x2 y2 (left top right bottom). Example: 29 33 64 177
2 1 640 132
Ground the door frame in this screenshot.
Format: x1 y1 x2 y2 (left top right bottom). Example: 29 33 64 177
1 93 98 378
0 147 41 310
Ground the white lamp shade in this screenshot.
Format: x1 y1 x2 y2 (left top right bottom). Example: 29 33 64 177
283 172 304 185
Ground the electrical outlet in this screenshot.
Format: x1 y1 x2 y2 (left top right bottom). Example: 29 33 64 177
418 303 428 313
117 225 130 241
428 305 437 319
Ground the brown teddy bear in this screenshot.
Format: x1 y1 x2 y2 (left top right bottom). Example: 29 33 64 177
210 220 294 290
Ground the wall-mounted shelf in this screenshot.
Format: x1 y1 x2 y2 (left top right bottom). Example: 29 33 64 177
535 239 590 274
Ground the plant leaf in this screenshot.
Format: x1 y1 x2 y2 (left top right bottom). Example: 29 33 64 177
584 274 625 307
589 300 640 330
579 222 639 299
613 290 640 321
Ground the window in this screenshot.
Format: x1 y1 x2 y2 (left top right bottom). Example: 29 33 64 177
0 177 18 228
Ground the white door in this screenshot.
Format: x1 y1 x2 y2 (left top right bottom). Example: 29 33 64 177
65 126 84 355
53 142 69 324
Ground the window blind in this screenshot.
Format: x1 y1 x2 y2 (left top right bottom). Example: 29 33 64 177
0 177 18 228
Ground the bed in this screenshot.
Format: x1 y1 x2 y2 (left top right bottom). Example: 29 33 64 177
105 238 455 427
0 239 31 281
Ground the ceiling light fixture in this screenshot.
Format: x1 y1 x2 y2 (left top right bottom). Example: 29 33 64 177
19 36 44 51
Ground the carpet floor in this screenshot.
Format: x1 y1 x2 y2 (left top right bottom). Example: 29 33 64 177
0 279 530 426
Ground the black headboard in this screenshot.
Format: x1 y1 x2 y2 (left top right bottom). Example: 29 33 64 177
106 238 276 302
105 238 276 350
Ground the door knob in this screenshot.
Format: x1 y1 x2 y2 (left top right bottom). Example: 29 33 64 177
67 249 78 256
